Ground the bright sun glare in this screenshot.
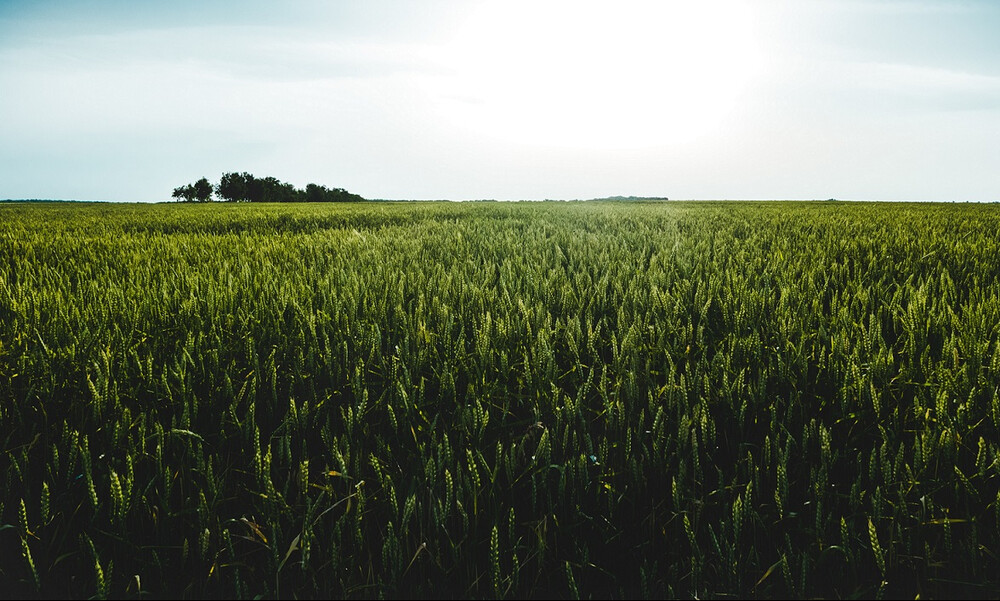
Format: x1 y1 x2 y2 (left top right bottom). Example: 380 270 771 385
433 0 762 149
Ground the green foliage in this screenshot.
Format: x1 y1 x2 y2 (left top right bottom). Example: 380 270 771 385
0 201 999 598
171 177 213 203
185 172 365 203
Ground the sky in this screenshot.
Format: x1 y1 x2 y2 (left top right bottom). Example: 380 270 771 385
1 0 998 202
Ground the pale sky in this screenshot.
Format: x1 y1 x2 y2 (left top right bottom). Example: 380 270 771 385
1 0 998 201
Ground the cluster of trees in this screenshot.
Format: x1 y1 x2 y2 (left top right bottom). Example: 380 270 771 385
171 178 214 203
594 195 670 201
172 173 364 203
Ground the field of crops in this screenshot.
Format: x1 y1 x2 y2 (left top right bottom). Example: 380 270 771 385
1 200 999 598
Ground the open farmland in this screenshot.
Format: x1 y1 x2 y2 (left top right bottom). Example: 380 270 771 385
1 200 999 598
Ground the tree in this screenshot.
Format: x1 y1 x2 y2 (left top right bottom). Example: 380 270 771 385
171 183 200 202
171 184 193 202
246 175 266 203
256 176 298 203
302 183 365 202
304 183 326 203
217 172 252 202
193 177 213 202
177 172 365 203
172 177 214 202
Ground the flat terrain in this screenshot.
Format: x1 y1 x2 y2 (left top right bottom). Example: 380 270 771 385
1 201 999 598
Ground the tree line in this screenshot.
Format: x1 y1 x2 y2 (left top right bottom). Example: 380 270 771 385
172 173 364 203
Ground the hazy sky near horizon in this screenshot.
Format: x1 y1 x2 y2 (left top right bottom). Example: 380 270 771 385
1 0 998 202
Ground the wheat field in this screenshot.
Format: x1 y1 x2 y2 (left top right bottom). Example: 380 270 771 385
1 200 998 598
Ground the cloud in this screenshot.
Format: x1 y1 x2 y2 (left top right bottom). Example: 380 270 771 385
3 24 439 81
764 0 984 14
0 24 444 141
858 62 1000 108
799 58 1000 113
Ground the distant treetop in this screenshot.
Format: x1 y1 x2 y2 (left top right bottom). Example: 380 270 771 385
590 195 670 201
171 177 213 203
172 173 364 202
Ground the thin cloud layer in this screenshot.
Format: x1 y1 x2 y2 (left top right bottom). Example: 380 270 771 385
1 0 998 201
